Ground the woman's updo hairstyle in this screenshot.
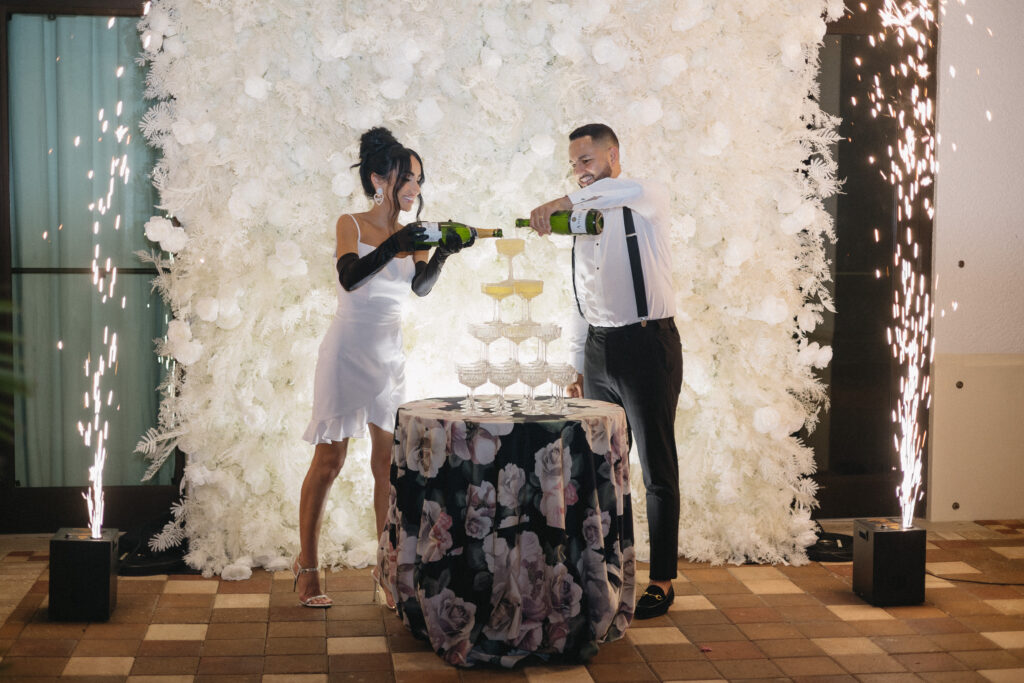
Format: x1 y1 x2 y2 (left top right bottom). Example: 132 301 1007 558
353 127 424 222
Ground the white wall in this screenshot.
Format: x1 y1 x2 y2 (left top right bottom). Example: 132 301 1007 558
928 0 1024 521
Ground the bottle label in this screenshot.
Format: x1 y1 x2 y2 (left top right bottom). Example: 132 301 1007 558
420 222 442 245
569 210 588 234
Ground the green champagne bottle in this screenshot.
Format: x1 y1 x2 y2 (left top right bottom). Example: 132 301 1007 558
514 209 604 235
406 221 503 249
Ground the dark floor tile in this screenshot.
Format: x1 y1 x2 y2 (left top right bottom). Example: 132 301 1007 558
329 673 397 683
756 638 826 658
793 621 860 638
263 653 329 673
200 638 265 656
891 652 968 672
722 607 784 624
158 592 216 607
209 608 269 623
196 655 264 675
582 638 643 664
907 618 972 635
72 639 140 656
328 652 394 671
738 622 804 640
130 655 200 675
634 643 703 662
587 662 658 682
647 659 722 680
772 655 845 677
137 640 204 656
832 653 907 673
0 657 68 676
205 622 267 639
698 639 765 660
268 620 326 638
150 606 213 623
264 635 327 655
81 622 148 640
327 619 388 637
679 623 746 642
950 648 1024 669
712 657 785 679
7 638 77 657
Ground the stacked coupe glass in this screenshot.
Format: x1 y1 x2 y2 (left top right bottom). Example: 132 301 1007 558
456 238 578 415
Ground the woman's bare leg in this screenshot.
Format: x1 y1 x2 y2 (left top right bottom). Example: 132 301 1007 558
296 440 347 603
368 423 396 607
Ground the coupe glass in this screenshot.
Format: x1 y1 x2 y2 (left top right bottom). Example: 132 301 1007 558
456 360 489 414
467 321 503 362
502 321 535 363
495 238 525 281
548 363 579 414
533 323 561 363
481 281 514 322
513 279 543 322
487 360 519 415
518 360 549 414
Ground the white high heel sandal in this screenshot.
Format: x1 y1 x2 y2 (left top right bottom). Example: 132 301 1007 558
292 560 332 608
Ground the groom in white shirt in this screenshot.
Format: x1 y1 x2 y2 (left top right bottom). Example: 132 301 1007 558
528 123 683 620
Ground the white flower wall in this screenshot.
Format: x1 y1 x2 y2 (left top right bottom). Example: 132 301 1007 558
137 0 843 576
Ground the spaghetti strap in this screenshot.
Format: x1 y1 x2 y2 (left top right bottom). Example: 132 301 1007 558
347 214 362 242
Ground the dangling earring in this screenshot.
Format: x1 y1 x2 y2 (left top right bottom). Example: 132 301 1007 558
373 187 384 206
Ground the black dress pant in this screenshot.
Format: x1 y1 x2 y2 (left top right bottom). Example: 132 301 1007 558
583 318 683 581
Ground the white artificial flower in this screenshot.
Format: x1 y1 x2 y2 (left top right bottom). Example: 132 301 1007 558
826 0 846 22
323 33 353 61
722 237 754 268
679 214 697 239
173 339 203 366
171 120 196 145
217 299 243 330
656 54 688 86
753 406 780 434
244 76 270 100
749 296 790 325
144 216 173 243
530 134 555 157
147 8 171 35
592 37 626 72
331 171 355 197
780 36 804 71
162 36 185 58
160 226 189 252
479 47 502 70
628 97 664 126
275 240 302 265
797 307 821 332
142 30 163 52
166 319 192 346
416 98 444 129
195 297 219 322
699 121 731 156
380 78 407 100
220 562 252 581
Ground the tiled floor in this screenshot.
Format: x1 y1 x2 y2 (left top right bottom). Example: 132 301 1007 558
1 520 1023 682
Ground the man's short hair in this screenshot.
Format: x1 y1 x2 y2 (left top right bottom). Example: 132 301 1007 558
569 123 619 148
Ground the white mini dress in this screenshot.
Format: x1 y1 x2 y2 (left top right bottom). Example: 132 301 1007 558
302 216 416 443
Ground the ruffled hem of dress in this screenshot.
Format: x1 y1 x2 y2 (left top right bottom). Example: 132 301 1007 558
302 405 397 444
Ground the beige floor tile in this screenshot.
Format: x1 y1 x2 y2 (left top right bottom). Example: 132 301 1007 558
391 651 455 671
827 604 897 621
144 624 209 640
990 546 1024 560
926 561 981 575
979 669 1024 683
727 566 786 581
626 627 689 645
812 636 886 655
743 579 804 595
524 665 596 682
925 574 955 588
214 593 271 609
670 595 715 611
164 579 219 594
980 631 1024 649
63 656 135 676
326 635 388 655
985 599 1024 615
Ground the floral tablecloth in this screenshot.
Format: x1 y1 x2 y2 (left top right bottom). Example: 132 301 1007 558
377 396 635 668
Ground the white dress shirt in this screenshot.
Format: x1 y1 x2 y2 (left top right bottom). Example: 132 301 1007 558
565 175 676 372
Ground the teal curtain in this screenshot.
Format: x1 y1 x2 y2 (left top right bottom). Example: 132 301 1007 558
9 14 170 487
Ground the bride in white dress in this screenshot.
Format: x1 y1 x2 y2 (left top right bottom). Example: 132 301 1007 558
293 127 468 608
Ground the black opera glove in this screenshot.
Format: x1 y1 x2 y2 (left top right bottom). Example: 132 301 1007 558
336 225 426 291
411 231 472 296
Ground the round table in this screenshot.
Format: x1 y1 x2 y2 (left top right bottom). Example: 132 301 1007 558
377 396 636 667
